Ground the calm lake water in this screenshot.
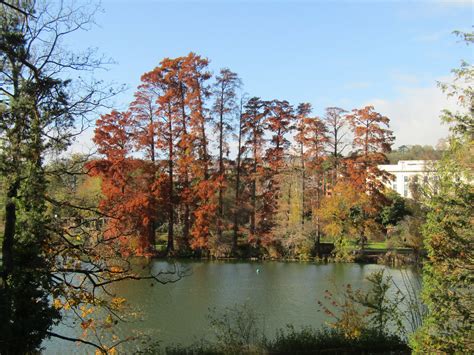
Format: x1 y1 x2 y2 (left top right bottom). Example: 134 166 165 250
43 260 420 354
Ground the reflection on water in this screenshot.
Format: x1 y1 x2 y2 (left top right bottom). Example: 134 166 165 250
43 260 420 354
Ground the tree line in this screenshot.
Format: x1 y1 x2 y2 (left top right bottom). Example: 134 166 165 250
89 53 396 258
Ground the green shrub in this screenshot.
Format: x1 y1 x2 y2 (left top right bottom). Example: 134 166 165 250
164 342 221 355
140 300 411 354
266 325 409 354
207 303 264 353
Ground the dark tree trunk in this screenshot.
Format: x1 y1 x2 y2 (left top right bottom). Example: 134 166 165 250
314 163 323 258
167 158 174 253
301 143 305 226
149 113 156 252
166 108 175 253
180 85 190 246
2 179 19 282
250 154 257 236
232 110 243 255
217 88 225 242
287 178 292 225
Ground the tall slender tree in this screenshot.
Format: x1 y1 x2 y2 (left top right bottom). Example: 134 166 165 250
346 105 394 205
242 97 268 242
130 83 160 162
232 95 248 253
150 56 195 249
294 103 312 226
138 62 182 253
323 107 348 185
183 53 218 252
0 2 172 352
304 116 329 253
260 100 295 246
185 53 212 179
412 32 474 353
89 111 157 255
129 80 161 250
212 68 241 243
0 4 62 345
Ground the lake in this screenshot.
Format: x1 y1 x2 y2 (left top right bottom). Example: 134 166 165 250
43 260 420 354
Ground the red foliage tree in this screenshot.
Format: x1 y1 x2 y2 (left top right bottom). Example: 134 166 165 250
304 115 329 253
259 100 295 246
212 68 241 244
129 77 162 249
345 105 394 204
183 53 219 252
294 103 312 226
305 116 329 172
87 110 158 256
232 95 248 254
130 81 160 162
294 105 329 252
139 56 195 250
184 53 212 178
323 107 348 185
190 179 217 251
143 55 199 250
134 53 216 253
241 97 269 244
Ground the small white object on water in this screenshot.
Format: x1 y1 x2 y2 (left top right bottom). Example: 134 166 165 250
256 268 260 274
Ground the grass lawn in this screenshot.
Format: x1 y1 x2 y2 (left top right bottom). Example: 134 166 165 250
365 241 388 250
150 234 414 255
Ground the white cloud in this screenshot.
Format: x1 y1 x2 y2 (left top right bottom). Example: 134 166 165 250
366 79 460 148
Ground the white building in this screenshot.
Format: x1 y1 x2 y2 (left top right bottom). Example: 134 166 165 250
378 160 435 198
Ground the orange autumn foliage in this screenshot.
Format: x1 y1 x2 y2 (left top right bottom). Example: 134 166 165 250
87 111 159 256
190 179 218 250
259 100 295 247
345 106 394 206
85 53 400 258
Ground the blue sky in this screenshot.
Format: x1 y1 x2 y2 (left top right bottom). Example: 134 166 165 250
67 0 473 152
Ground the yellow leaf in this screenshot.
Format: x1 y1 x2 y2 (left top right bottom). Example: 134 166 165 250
53 298 62 309
109 266 123 273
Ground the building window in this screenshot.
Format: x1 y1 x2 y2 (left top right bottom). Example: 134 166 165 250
403 175 409 197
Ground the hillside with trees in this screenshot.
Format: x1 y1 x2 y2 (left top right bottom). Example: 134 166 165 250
387 144 444 164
